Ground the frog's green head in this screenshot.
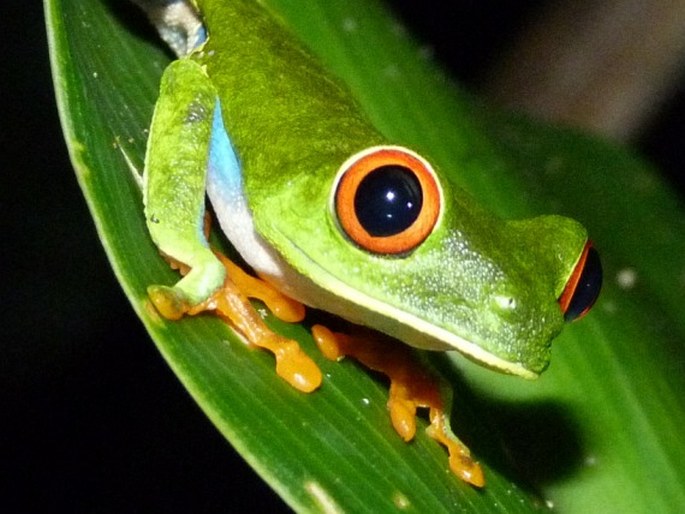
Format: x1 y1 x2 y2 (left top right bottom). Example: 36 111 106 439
255 146 602 378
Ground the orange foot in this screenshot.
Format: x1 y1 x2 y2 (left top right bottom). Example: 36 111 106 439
312 324 485 487
148 251 322 393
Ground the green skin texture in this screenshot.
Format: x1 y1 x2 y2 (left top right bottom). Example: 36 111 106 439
144 0 589 378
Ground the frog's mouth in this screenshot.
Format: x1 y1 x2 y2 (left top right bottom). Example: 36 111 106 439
312 269 539 379
266 238 540 380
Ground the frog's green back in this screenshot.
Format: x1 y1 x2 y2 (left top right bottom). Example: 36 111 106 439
195 0 384 194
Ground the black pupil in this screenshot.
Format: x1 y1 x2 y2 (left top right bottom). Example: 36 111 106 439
354 165 423 237
564 246 603 322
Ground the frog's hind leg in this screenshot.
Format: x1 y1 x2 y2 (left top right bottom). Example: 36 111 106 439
312 324 485 487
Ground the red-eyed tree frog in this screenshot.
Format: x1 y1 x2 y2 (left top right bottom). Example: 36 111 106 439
133 0 602 486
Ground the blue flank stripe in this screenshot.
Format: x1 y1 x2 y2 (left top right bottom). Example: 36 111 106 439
194 25 207 48
208 99 243 193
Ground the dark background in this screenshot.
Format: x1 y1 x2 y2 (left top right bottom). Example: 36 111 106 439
3 1 683 512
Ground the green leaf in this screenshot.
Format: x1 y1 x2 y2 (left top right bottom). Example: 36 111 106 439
45 0 685 512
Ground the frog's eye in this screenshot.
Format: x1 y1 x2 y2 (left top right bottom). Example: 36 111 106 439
559 242 603 321
333 146 442 255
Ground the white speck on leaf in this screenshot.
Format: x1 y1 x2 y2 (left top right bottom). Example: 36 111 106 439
616 268 637 290
392 491 411 509
342 17 358 32
305 481 343 514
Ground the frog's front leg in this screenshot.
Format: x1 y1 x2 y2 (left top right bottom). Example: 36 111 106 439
144 58 321 392
144 59 226 317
